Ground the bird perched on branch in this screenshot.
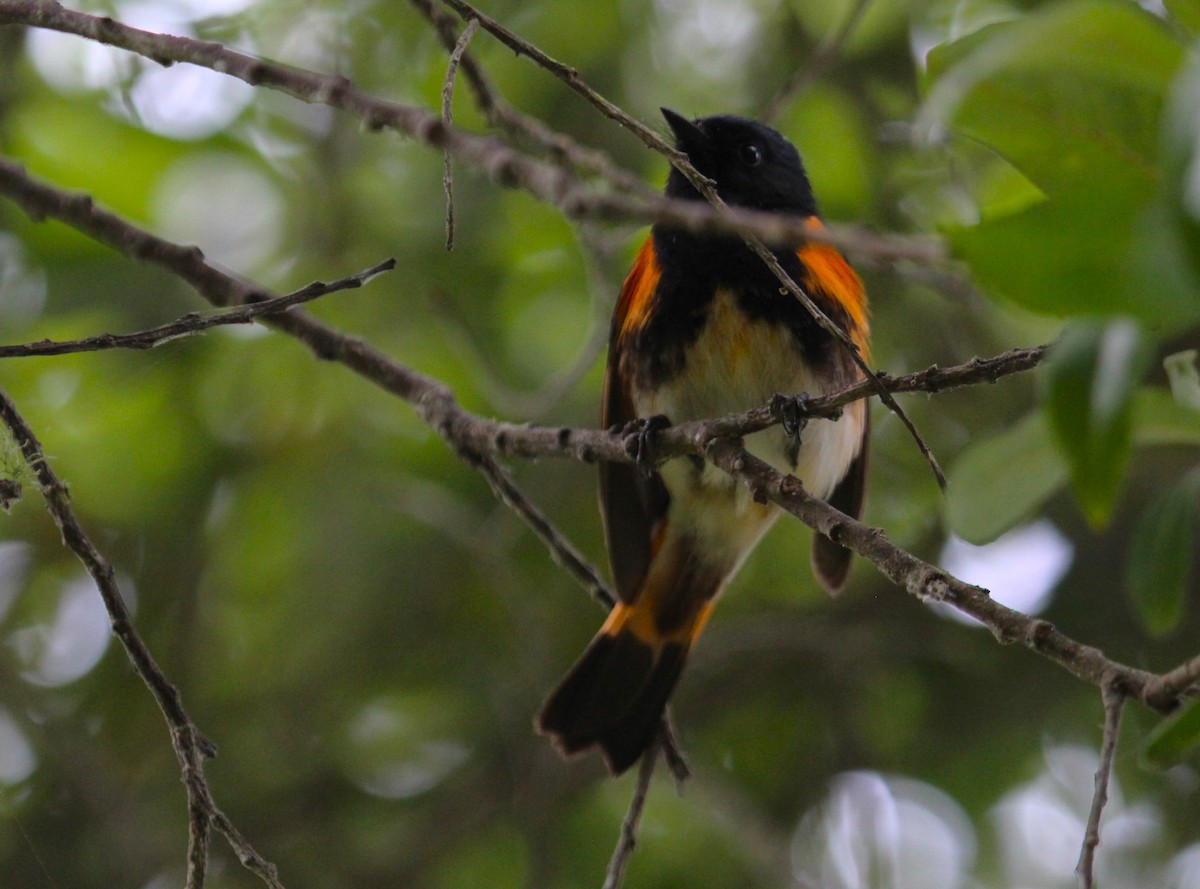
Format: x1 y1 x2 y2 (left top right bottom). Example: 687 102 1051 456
537 109 870 774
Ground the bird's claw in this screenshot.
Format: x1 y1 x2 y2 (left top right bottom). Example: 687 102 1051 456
622 415 671 476
770 392 809 441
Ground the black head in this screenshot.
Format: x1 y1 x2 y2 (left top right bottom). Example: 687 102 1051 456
661 108 818 216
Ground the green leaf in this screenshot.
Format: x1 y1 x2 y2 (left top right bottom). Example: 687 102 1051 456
923 0 1184 198
926 0 1199 327
1164 349 1200 412
1154 52 1200 315
1124 196 1200 330
945 411 1068 544
1166 0 1200 35
1144 698 1200 767
1119 52 1200 330
1126 471 1199 636
945 385 1199 545
1041 319 1149 526
954 193 1200 328
1133 387 1200 446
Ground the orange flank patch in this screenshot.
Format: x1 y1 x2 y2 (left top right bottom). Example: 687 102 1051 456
615 238 662 345
599 596 717 649
599 600 659 646
598 530 721 650
797 217 870 358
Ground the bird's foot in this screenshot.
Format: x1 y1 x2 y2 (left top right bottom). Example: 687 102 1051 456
621 414 671 476
770 392 810 442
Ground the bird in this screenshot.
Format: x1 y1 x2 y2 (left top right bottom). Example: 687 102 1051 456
536 108 870 774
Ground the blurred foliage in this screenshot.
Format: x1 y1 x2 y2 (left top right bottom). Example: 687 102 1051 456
1 0 1199 888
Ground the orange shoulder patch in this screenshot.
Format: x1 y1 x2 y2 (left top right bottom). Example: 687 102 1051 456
615 237 661 346
796 218 870 358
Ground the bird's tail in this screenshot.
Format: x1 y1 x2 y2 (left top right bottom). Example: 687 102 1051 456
536 555 721 774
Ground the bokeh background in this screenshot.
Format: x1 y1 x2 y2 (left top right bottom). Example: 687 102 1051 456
1 0 1199 887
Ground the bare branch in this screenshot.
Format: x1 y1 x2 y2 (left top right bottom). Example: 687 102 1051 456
1076 679 1126 889
0 386 285 889
467 445 614 611
0 148 1038 486
602 738 659 889
0 259 396 358
407 0 938 483
697 438 1182 711
420 0 944 485
434 0 686 164
0 155 613 609
1143 652 1200 709
0 154 697 783
408 0 657 198
441 18 479 250
6 5 1191 887
0 0 943 269
3 147 1194 779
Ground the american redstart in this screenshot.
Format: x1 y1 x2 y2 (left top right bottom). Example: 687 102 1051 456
537 109 870 773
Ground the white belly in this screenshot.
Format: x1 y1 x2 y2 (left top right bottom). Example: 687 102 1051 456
632 288 864 568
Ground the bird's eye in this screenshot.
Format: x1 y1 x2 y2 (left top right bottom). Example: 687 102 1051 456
738 143 763 167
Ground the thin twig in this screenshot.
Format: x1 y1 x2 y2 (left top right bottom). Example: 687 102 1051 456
184 741 212 889
458 448 690 780
0 3 946 269
762 0 874 122
465 445 614 610
425 0 943 485
657 710 690 788
602 738 659 889
208 807 284 888
442 18 478 250
740 234 947 487
3 144 1195 754
409 0 657 198
434 0 687 165
1143 651 1200 709
425 1 938 484
0 386 285 889
1076 678 1127 889
0 258 396 358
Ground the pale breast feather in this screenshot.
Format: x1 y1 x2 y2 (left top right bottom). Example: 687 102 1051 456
631 288 864 502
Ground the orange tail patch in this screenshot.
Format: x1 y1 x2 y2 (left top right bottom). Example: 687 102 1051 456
537 538 723 773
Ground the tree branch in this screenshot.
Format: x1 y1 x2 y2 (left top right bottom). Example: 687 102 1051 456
5 6 1191 888
434 0 686 164
427 0 943 486
0 259 396 358
3 83 1197 889
1076 678 1126 889
697 438 1186 713
407 0 658 198
1143 652 1200 709
0 0 943 269
602 738 659 889
4 156 1192 719
0 386 285 889
441 17 479 250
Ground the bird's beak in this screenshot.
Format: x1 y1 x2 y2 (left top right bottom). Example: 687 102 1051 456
661 107 707 155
